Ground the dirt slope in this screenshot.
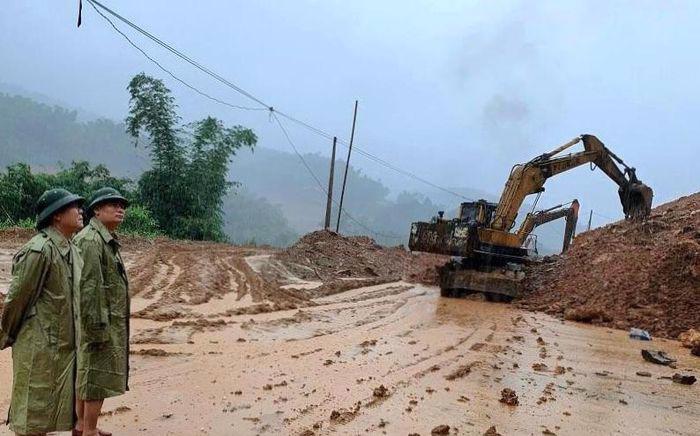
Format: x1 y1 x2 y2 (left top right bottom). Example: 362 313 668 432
519 192 700 338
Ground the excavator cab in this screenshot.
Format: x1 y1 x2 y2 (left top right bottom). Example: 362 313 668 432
458 200 498 226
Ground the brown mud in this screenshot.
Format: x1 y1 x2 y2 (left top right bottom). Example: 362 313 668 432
269 229 448 287
520 192 700 339
0 230 698 435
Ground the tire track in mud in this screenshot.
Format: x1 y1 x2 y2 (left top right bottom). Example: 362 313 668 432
272 292 565 435
282 313 508 433
127 244 279 321
5 231 699 436
125 241 413 346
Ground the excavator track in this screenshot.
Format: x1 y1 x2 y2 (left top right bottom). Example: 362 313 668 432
438 258 523 302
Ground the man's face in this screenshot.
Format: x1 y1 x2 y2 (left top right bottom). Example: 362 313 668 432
94 201 126 230
54 204 84 234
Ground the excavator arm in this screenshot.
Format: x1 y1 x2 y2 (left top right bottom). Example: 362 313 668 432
517 200 580 253
490 134 653 232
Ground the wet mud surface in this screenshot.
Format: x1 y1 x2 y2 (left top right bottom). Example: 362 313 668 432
0 237 698 435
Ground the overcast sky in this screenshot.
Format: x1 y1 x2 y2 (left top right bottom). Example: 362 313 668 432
1 1 698 225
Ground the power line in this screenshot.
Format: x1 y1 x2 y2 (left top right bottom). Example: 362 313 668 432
272 112 327 193
85 0 470 202
87 0 264 112
269 109 472 200
272 113 404 241
592 211 617 221
87 0 271 109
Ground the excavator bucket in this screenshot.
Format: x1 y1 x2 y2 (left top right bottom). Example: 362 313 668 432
620 181 653 221
580 135 654 221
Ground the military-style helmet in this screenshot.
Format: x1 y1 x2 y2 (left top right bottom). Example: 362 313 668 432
36 188 85 229
85 187 129 218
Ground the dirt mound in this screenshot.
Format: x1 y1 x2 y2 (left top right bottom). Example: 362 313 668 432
273 230 405 280
273 230 448 286
519 192 700 338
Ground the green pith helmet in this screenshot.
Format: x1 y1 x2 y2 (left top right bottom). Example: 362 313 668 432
35 188 85 229
85 187 129 219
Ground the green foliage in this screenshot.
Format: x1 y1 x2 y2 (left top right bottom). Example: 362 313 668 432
0 161 162 238
0 161 134 222
126 73 256 241
0 163 47 222
127 73 185 233
171 216 227 242
0 217 35 230
119 205 161 237
49 161 135 202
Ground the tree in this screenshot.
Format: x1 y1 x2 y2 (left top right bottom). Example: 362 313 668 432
126 73 185 233
0 161 141 229
0 163 46 222
126 73 256 240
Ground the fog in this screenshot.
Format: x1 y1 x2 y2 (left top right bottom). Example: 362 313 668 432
2 1 698 226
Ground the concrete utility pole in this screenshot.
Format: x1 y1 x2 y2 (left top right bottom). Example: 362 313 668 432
336 100 358 233
324 137 337 230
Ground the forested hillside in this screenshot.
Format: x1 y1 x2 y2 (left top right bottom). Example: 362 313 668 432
0 92 448 246
1 90 575 251
0 93 149 177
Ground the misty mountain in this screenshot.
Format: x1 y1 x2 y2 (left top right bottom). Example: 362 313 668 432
0 90 576 252
0 82 103 122
0 92 149 178
223 188 299 247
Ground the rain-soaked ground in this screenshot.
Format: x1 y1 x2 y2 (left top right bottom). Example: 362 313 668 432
0 251 698 436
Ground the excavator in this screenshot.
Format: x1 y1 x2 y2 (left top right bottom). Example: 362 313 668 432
522 199 580 254
408 134 653 302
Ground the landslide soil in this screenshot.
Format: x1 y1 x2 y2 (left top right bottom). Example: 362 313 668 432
519 192 700 339
1 229 699 435
269 229 448 288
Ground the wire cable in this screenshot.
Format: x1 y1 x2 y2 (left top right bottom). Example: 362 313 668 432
272 109 472 201
87 1 265 112
88 0 271 109
592 211 616 221
86 0 471 202
272 113 405 241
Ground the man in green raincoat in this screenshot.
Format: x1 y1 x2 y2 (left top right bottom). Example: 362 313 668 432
72 188 130 436
0 188 84 436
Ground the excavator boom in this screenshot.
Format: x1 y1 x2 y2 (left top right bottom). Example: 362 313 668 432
491 134 653 232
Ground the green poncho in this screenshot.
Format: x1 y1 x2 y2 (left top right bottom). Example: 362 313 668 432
73 217 130 401
1 227 82 434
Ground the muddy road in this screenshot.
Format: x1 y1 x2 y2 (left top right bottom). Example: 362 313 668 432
0 238 698 435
